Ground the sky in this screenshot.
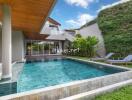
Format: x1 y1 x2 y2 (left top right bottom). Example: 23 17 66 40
50 0 130 29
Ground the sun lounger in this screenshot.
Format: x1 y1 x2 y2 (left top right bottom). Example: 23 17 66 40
106 55 132 64
91 53 114 61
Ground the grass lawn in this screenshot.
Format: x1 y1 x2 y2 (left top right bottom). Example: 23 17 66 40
125 64 132 68
94 85 132 100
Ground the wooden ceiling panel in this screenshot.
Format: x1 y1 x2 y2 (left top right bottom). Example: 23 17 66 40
24 32 49 40
0 0 56 36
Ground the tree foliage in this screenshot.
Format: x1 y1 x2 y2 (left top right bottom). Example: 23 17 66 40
71 35 98 57
98 0 132 57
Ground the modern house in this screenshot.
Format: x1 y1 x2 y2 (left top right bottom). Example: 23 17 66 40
0 0 57 79
0 0 131 99
25 17 63 56
0 0 105 80
0 0 75 80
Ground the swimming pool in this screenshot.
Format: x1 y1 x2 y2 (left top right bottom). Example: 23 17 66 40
17 58 126 92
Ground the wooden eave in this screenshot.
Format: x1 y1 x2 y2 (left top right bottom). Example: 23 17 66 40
0 0 56 37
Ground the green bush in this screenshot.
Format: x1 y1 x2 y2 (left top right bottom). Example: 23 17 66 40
72 35 98 57
98 1 132 57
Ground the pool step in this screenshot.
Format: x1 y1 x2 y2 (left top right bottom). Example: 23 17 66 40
60 79 132 100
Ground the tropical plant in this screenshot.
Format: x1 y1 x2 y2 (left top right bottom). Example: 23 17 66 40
86 36 99 57
75 33 82 38
71 35 98 57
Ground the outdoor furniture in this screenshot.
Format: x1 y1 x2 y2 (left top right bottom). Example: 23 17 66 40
106 55 132 64
91 53 114 61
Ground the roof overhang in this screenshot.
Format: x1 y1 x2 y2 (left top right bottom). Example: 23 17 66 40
0 0 56 34
48 17 61 26
24 32 49 40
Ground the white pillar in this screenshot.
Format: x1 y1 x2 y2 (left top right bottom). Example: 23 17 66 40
43 42 45 55
2 5 12 78
59 41 62 54
31 40 32 55
49 42 50 54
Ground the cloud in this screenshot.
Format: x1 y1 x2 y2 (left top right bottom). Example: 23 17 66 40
65 0 95 8
66 13 95 28
97 0 130 13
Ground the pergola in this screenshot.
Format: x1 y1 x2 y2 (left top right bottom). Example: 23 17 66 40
0 0 56 78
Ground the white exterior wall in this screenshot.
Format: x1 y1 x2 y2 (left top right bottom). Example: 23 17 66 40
0 30 24 62
41 21 60 35
77 23 106 57
58 41 62 54
12 31 25 62
0 29 2 62
64 31 76 36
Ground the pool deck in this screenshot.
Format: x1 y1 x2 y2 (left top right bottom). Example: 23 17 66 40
65 56 132 71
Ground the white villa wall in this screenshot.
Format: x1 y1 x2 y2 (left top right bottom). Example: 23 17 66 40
64 31 76 36
41 21 60 35
76 23 106 57
0 30 24 62
0 30 2 62
12 31 24 62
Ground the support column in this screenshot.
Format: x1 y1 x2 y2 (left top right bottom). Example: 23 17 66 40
59 41 62 54
49 42 50 54
2 5 12 78
31 40 32 55
43 42 45 55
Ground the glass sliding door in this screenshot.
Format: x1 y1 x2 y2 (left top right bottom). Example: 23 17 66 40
25 40 61 56
38 41 44 55
32 41 39 55
44 42 49 54
25 40 32 55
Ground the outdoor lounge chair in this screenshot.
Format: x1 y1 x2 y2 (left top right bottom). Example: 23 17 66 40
91 53 114 61
106 55 132 64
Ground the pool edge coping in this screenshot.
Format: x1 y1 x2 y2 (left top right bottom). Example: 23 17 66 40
0 70 132 100
60 79 132 100
65 56 132 71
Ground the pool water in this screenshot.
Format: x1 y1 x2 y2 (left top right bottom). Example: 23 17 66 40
17 59 125 92
0 82 17 96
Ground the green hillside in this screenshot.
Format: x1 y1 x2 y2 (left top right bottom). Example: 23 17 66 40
98 1 132 57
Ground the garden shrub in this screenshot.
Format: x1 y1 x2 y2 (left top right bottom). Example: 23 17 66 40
98 0 132 58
